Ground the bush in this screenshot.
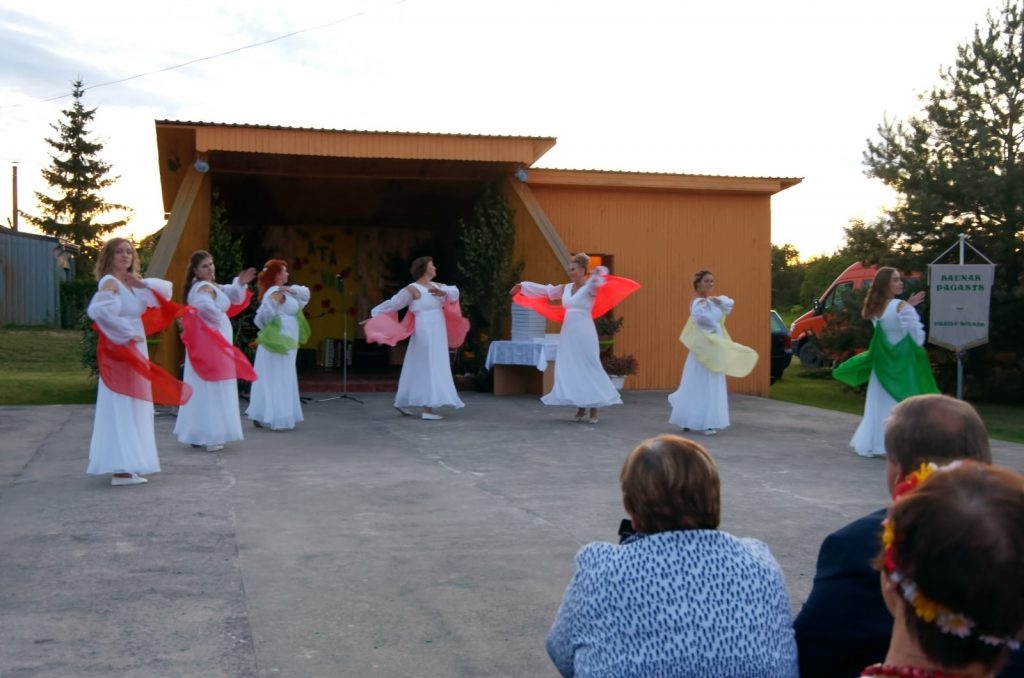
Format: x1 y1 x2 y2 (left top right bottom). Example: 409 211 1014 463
602 353 638 376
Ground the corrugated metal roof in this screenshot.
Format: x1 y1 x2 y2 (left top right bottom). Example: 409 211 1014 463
155 120 556 143
532 166 803 183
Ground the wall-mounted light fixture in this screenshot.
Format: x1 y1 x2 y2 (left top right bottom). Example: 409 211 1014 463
514 167 529 183
166 154 181 172
193 155 210 173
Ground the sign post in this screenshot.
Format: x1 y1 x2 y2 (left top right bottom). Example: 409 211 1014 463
927 235 996 399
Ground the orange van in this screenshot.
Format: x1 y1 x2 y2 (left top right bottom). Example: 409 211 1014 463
790 262 921 367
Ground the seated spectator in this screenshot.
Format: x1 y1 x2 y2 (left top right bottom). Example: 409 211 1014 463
860 461 1024 677
793 394 1024 677
546 434 798 677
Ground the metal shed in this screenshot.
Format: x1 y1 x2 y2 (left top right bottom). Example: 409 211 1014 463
0 229 78 327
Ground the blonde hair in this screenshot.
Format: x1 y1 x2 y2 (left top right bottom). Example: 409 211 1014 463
570 253 590 272
93 238 141 281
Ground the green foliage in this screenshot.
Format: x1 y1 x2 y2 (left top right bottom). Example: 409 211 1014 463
771 243 803 310
457 184 523 377
862 1 1024 401
798 253 850 309
594 313 624 337
815 287 871 363
208 191 243 279
79 311 98 379
58 279 95 330
19 79 131 276
601 353 638 376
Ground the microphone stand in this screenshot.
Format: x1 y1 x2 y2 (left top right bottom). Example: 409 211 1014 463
317 276 363 404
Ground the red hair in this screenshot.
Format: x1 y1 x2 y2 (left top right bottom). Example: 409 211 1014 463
257 259 287 300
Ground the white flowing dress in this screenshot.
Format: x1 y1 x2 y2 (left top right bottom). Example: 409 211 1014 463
86 275 173 476
519 270 622 409
668 296 734 431
850 298 926 457
371 282 465 410
246 284 310 430
174 278 248 446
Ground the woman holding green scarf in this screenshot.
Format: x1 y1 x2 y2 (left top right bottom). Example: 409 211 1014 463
246 259 310 430
834 267 938 457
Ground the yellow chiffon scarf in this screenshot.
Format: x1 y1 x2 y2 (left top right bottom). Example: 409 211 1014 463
679 317 759 377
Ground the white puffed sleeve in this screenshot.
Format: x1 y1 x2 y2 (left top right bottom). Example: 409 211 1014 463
189 282 224 325
715 295 736 315
136 278 172 307
582 266 609 296
222 278 249 305
691 298 718 332
288 285 310 309
897 302 927 346
435 283 460 302
87 280 135 344
519 281 564 301
254 287 279 330
371 288 413 317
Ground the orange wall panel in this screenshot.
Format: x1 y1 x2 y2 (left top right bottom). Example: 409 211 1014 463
528 184 773 395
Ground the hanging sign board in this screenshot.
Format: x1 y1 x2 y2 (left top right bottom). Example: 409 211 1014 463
927 264 995 351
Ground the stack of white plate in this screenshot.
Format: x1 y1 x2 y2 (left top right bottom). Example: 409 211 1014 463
511 304 547 341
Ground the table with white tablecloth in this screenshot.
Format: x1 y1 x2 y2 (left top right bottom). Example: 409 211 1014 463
485 337 558 395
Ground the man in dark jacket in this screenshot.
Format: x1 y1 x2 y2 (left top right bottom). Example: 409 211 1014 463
793 394 1014 677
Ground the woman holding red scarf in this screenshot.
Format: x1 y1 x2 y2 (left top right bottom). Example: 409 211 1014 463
174 250 257 451
87 238 189 486
511 253 638 425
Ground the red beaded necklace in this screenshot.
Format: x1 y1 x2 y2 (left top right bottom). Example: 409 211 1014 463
862 663 978 678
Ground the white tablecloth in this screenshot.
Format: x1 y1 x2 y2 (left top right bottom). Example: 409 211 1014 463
485 337 558 372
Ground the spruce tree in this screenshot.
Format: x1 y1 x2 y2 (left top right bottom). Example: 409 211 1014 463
862 1 1024 401
21 79 132 274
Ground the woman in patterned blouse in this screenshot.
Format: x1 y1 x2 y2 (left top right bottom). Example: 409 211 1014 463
546 434 799 677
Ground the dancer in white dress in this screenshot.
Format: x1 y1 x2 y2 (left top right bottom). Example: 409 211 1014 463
511 253 622 424
174 250 257 451
246 259 310 430
668 270 743 436
370 256 464 420
835 267 933 457
87 238 180 486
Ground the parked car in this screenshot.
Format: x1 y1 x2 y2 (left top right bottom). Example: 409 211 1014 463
770 310 792 382
789 262 921 367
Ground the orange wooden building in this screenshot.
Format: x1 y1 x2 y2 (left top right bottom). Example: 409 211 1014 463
149 121 799 395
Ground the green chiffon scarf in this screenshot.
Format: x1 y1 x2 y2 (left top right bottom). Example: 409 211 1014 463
256 314 311 355
833 324 939 401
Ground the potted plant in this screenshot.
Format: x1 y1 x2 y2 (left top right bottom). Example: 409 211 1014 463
601 353 638 390
594 313 624 357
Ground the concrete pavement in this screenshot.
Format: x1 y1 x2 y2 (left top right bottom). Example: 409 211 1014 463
1 392 1022 677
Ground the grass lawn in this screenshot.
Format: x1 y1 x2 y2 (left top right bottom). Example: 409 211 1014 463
0 327 96 405
771 363 1024 445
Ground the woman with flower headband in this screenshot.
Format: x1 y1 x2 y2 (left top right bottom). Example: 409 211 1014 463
668 269 757 436
245 259 310 430
174 250 257 451
864 462 1024 677
834 266 938 457
86 238 190 486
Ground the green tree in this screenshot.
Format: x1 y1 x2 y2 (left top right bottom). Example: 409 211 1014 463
21 79 131 275
457 184 523 379
770 243 804 311
863 1 1024 401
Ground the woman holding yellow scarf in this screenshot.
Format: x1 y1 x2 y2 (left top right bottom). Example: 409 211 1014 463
668 270 757 436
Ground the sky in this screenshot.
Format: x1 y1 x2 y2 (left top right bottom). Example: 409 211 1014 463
0 0 1005 259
